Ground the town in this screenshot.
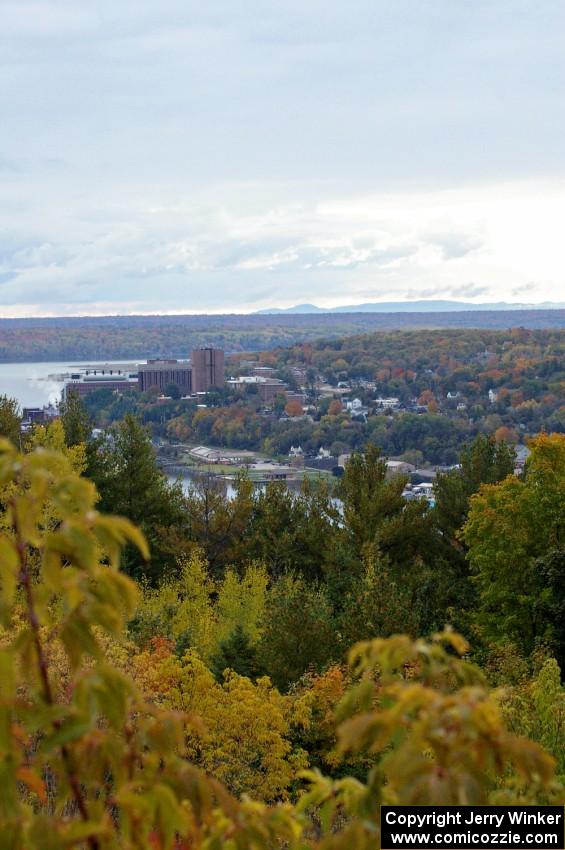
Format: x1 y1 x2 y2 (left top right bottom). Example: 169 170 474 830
18 329 548 504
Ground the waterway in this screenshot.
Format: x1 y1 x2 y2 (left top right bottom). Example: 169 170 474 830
166 469 307 500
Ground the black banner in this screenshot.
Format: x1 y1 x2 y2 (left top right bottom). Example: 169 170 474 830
381 806 564 849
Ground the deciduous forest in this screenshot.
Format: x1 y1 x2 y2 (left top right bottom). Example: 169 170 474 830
0 311 564 362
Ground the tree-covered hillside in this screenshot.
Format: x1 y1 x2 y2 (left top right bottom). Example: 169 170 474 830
0 310 564 361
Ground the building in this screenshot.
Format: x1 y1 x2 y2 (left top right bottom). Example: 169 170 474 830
226 375 286 404
22 406 58 424
252 366 277 379
64 372 138 399
21 405 59 433
374 397 401 409
137 348 225 396
385 460 415 479
138 360 193 395
192 348 225 393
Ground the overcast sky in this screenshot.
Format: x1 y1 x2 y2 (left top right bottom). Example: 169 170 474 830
1 0 565 315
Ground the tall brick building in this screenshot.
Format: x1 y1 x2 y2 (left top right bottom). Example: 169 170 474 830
137 349 225 396
191 348 225 393
138 360 193 394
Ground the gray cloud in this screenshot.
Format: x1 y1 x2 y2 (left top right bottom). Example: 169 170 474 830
1 1 564 313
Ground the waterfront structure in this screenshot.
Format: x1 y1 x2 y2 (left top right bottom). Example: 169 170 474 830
63 369 138 399
64 348 225 400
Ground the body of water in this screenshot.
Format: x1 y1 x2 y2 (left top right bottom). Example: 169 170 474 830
0 361 138 408
167 469 306 500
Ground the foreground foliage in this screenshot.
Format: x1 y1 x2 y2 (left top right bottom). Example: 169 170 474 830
0 440 563 849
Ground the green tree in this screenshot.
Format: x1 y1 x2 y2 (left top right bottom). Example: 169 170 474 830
184 472 254 577
338 444 430 563
534 549 565 674
432 434 516 632
210 624 264 682
336 445 441 631
338 555 417 649
59 388 91 447
434 433 515 542
0 394 21 446
463 433 565 655
245 480 339 582
92 413 189 581
164 382 181 400
258 574 337 691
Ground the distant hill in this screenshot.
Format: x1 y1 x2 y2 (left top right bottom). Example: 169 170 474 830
256 300 565 314
0 309 563 362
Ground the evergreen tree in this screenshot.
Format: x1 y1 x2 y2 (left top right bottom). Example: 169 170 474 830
434 433 515 541
91 413 189 581
337 443 434 572
0 394 21 446
210 624 263 682
184 472 254 577
258 574 337 691
59 388 91 447
432 434 517 634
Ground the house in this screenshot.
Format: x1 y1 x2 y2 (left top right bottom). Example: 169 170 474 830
317 447 332 459
374 397 400 409
385 460 415 479
288 445 303 457
346 398 369 418
514 444 530 473
488 389 498 404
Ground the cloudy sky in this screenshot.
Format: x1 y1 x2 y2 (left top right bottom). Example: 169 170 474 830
1 0 565 315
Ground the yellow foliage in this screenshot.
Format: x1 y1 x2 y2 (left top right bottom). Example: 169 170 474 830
133 554 268 661
215 562 268 646
127 640 307 801
27 418 87 474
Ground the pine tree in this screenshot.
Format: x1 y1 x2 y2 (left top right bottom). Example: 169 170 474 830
59 388 91 446
91 413 189 581
211 624 263 682
0 394 21 446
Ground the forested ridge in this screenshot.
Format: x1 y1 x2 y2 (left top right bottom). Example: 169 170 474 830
0 388 563 847
1 310 564 361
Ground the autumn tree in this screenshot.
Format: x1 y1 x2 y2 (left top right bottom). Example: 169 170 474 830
284 398 303 417
463 433 565 656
